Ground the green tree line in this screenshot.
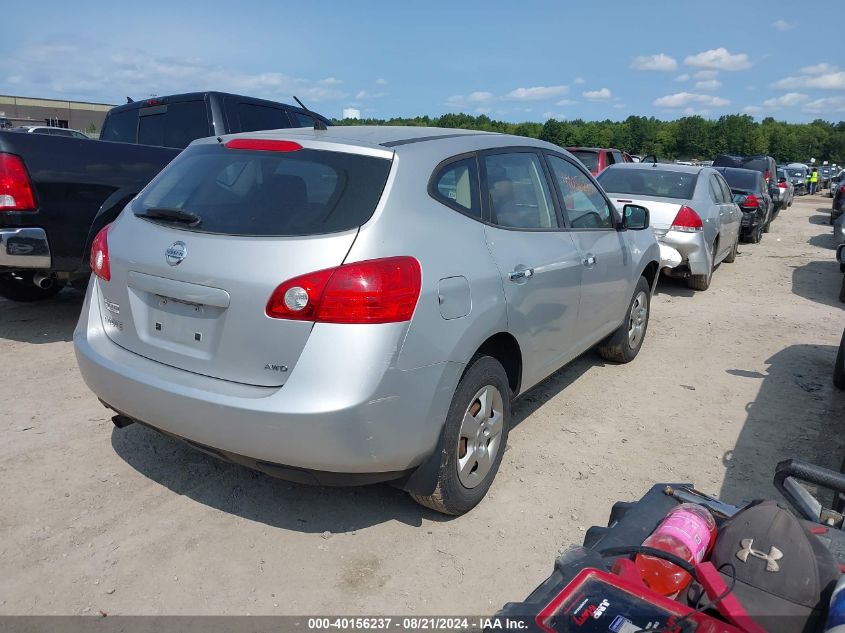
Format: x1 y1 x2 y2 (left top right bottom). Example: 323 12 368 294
331 113 845 164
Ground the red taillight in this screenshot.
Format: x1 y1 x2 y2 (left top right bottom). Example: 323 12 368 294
670 206 703 232
764 170 771 182
0 153 36 211
744 194 760 208
778 182 787 189
839 185 845 194
266 256 421 324
89 224 112 281
225 139 303 152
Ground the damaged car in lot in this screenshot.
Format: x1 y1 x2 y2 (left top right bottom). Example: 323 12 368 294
74 126 661 515
597 162 741 291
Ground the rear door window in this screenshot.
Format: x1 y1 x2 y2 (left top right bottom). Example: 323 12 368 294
101 109 138 143
138 101 211 149
237 103 292 132
483 152 557 229
709 175 725 203
290 112 317 127
571 150 599 173
431 157 481 219
547 155 614 229
134 144 392 237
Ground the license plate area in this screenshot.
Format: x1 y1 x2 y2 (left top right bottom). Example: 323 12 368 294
137 292 224 358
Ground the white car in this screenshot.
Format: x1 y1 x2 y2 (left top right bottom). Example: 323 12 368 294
598 163 742 291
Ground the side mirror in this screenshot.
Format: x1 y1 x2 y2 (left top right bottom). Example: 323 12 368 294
837 244 845 266
622 204 649 230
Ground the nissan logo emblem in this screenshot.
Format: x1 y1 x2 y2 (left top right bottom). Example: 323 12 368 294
165 241 187 266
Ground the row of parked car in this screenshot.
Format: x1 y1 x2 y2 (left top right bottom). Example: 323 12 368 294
0 92 794 515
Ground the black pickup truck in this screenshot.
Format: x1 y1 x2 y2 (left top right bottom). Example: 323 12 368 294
0 91 330 301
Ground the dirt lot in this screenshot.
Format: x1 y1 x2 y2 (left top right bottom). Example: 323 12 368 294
2 194 845 616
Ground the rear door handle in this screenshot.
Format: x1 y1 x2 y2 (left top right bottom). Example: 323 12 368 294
583 254 597 267
508 268 534 281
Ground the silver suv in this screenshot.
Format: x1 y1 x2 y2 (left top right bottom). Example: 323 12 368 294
74 126 661 515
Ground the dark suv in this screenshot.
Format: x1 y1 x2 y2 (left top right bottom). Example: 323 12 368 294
715 167 773 243
713 154 782 214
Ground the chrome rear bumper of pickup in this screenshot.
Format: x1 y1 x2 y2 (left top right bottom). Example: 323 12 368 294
0 228 51 269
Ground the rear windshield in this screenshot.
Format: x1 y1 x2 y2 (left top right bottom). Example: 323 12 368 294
597 168 697 200
786 168 806 178
718 169 759 191
133 143 393 236
571 151 599 172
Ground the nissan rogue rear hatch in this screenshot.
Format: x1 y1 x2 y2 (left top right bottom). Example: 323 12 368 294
97 139 393 387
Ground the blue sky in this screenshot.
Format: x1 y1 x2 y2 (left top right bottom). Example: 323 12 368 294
2 0 844 123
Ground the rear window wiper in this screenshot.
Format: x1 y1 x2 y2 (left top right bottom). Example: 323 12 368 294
135 207 202 227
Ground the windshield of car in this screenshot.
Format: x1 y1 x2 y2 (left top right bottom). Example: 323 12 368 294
786 168 805 178
134 143 393 237
570 151 599 172
597 168 697 199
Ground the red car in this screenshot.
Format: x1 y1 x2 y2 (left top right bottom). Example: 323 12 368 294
566 147 634 176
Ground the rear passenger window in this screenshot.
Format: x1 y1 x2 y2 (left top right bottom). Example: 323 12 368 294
484 153 557 229
238 104 291 132
547 155 613 229
432 158 481 219
291 112 317 127
718 176 732 203
138 101 211 149
709 175 724 203
101 109 138 143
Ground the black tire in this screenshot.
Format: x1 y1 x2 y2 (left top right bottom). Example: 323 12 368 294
748 224 763 244
723 234 738 263
0 273 63 302
687 240 716 291
839 275 845 304
834 328 845 391
598 276 651 364
410 356 511 515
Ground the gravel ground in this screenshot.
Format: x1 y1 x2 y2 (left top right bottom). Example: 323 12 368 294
1 193 844 615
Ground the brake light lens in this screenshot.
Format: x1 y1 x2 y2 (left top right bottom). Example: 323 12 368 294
89 224 112 281
0 153 36 211
839 185 845 194
225 139 303 152
266 256 422 324
670 206 703 232
778 182 787 189
744 194 760 208
764 170 771 183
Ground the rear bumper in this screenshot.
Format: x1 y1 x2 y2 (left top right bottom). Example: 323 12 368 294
654 230 709 275
74 280 462 477
0 227 51 270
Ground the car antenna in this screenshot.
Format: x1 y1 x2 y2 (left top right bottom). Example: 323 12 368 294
126 96 134 104
293 96 328 130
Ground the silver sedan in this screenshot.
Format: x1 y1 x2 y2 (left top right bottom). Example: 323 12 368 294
598 163 742 291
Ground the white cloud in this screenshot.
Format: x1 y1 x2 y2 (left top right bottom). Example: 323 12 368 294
583 87 612 101
375 78 388 85
772 19 794 32
355 89 387 100
762 93 809 107
0 44 349 104
653 92 730 108
772 71 845 90
504 85 569 100
446 91 494 106
631 53 677 71
695 79 722 91
342 108 360 119
743 106 764 115
542 111 567 120
803 96 845 114
574 77 585 84
684 48 752 71
802 63 838 75
682 107 711 116
693 70 719 80
674 74 690 82
555 98 577 106
475 107 491 114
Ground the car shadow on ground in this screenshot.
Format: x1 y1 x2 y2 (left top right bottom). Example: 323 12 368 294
791 259 842 308
654 274 696 298
0 288 84 344
719 344 845 507
111 423 450 532
809 210 832 226
808 232 839 250
111 346 602 533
